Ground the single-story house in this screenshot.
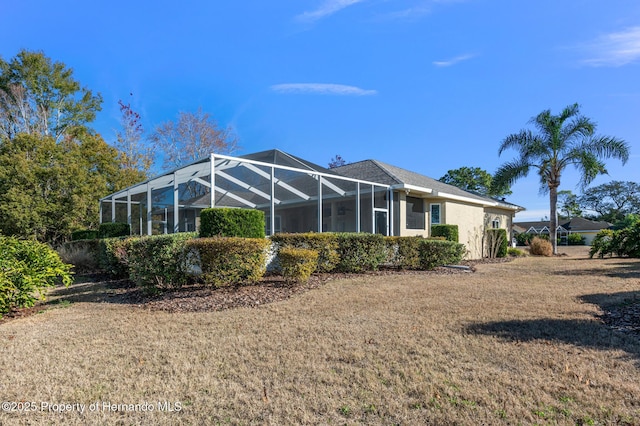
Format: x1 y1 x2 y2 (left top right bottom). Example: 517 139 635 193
99 149 524 259
513 217 612 245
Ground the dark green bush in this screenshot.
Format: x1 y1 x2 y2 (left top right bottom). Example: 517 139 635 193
431 224 459 242
98 222 130 238
278 247 318 283
515 232 534 246
384 236 422 269
335 233 387 273
128 233 196 290
1 236 73 316
98 237 136 278
418 239 465 270
200 208 265 238
71 229 98 241
486 229 508 258
270 233 340 273
187 237 269 287
567 233 586 246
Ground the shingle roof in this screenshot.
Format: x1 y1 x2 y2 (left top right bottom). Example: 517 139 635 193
333 159 523 210
514 218 612 232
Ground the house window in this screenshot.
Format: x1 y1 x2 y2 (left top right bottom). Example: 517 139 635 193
430 203 441 225
492 217 501 229
406 196 425 229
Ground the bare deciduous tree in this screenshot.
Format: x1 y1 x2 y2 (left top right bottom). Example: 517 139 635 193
150 108 238 170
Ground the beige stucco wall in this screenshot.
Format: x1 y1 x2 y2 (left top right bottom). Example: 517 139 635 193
395 194 517 259
441 201 485 259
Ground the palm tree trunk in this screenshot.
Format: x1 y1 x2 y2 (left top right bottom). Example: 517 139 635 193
549 186 558 255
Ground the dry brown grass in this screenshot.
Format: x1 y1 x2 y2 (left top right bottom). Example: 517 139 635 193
1 246 640 425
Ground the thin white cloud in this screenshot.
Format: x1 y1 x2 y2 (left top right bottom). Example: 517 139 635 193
378 5 431 21
433 53 477 67
581 26 640 67
271 83 377 96
296 0 365 22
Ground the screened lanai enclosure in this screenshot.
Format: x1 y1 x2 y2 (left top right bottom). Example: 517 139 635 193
100 150 394 237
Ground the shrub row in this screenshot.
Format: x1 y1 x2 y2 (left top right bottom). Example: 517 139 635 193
431 224 459 242
278 247 318 283
274 233 465 272
1 236 72 316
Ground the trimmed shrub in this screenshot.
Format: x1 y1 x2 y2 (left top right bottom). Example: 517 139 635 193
71 229 98 241
58 239 101 273
98 237 136 278
418 239 465 270
507 247 526 257
127 233 196 290
486 229 508 258
384 236 422 269
270 233 340 273
187 237 269 287
529 237 553 256
0 236 73 316
200 208 265 238
431 224 459 242
336 233 387 273
98 222 130 238
567 233 586 246
278 247 318 283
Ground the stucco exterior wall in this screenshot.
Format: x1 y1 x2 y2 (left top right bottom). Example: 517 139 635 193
441 201 485 259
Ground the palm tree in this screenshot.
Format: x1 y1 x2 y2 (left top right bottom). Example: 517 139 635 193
493 103 630 254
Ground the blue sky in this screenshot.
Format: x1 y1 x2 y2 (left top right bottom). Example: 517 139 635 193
2 0 639 221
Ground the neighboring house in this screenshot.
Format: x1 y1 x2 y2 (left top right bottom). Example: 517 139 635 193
513 217 612 245
99 149 524 259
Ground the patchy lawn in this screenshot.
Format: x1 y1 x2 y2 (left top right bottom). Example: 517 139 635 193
1 247 639 425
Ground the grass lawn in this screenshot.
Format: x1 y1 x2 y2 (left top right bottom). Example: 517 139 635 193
1 247 639 425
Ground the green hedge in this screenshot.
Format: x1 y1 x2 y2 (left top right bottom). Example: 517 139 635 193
336 233 387 273
486 229 508 258
270 233 340 273
98 237 136 278
431 224 459 242
278 247 318 283
71 229 98 241
1 236 73 316
418 239 465 270
384 236 422 269
98 222 130 238
127 233 196 290
187 237 269 287
200 208 265 238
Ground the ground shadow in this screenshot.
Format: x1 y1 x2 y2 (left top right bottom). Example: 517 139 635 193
45 274 144 305
466 298 640 364
552 258 640 279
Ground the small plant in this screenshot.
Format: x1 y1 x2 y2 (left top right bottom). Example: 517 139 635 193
529 236 553 256
507 247 526 257
339 405 351 416
57 241 100 273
